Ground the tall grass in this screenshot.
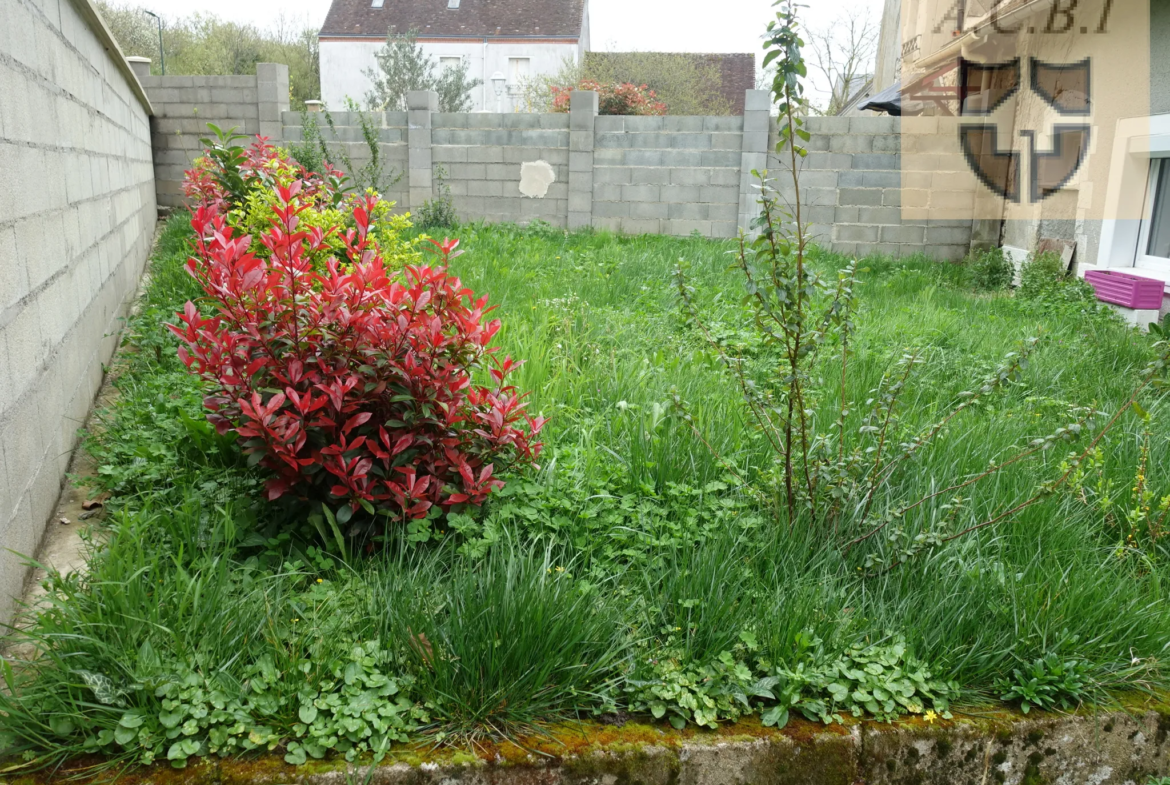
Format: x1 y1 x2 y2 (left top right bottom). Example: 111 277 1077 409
373 538 627 740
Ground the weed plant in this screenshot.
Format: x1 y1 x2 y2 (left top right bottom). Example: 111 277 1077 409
966 246 1014 292
415 164 459 229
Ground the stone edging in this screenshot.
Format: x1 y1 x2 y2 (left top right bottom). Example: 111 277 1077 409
16 708 1158 785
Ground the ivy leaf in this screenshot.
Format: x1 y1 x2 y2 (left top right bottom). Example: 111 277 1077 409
48 717 76 736
74 669 126 707
159 710 184 729
119 712 145 729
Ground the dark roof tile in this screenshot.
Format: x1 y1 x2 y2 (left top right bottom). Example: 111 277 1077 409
321 0 586 38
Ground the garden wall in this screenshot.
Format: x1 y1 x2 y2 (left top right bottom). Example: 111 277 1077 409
281 92 977 255
0 0 157 625
137 76 978 252
767 116 974 262
135 62 290 209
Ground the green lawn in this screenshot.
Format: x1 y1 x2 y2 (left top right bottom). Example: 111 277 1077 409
2 217 1168 769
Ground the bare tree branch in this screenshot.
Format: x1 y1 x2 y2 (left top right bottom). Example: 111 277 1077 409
806 5 878 115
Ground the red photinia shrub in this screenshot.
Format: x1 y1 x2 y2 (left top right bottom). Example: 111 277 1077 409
551 80 667 115
183 133 344 215
169 182 545 523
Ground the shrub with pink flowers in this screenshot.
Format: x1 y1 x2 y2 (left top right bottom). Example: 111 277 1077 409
550 79 668 115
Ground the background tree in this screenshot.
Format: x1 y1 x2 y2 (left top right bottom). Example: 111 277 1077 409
364 30 482 113
806 4 877 115
516 56 583 113
96 3 320 109
584 52 731 116
519 52 732 115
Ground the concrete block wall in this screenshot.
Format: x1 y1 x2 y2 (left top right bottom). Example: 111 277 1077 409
280 110 410 210
767 116 974 261
140 64 289 209
0 0 157 625
431 111 571 227
590 114 745 238
279 93 980 252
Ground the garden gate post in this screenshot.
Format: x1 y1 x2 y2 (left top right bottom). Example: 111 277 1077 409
407 90 439 213
568 90 599 230
738 89 773 234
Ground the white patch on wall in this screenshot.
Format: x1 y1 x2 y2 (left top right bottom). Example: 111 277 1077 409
519 160 556 198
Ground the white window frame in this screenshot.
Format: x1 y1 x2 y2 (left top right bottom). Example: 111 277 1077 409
1094 112 1170 291
507 57 531 84
439 56 463 73
1136 158 1170 274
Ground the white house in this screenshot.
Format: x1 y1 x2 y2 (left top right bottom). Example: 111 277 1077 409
319 0 591 112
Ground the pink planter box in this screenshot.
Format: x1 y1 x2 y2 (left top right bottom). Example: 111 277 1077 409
1083 270 1165 309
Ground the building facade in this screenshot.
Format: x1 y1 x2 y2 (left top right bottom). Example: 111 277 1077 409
319 0 590 112
868 0 1170 320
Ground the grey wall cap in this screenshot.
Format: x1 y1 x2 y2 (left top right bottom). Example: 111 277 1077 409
126 56 151 80
570 90 599 115
407 90 440 111
70 0 154 115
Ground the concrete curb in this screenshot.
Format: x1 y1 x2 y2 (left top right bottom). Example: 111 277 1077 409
29 708 1162 785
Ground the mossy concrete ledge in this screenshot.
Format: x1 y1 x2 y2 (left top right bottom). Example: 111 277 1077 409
10 708 1167 785
227 710 1170 785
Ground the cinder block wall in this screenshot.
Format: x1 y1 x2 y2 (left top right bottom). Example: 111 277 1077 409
591 115 744 238
432 113 570 227
283 95 977 254
767 116 974 261
280 110 410 209
0 0 157 624
140 64 289 209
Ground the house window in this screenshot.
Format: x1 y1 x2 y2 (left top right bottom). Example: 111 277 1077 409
439 56 462 72
1138 159 1170 271
508 57 530 85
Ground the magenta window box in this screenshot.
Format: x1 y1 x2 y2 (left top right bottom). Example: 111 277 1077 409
1083 270 1166 309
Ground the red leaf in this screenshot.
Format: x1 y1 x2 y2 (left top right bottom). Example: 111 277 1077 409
342 412 373 435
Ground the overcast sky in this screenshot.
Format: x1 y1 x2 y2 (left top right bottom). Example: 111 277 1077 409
136 0 886 101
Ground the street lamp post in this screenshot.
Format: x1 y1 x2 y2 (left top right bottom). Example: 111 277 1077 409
143 10 164 75
491 71 506 113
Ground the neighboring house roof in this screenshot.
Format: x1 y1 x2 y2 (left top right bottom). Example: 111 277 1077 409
838 79 876 116
833 73 875 115
320 0 587 39
586 52 757 114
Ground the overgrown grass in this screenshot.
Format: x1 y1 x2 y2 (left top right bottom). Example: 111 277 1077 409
2 215 1168 770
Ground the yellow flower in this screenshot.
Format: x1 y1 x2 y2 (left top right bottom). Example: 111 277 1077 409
316 578 323 583
924 710 938 724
